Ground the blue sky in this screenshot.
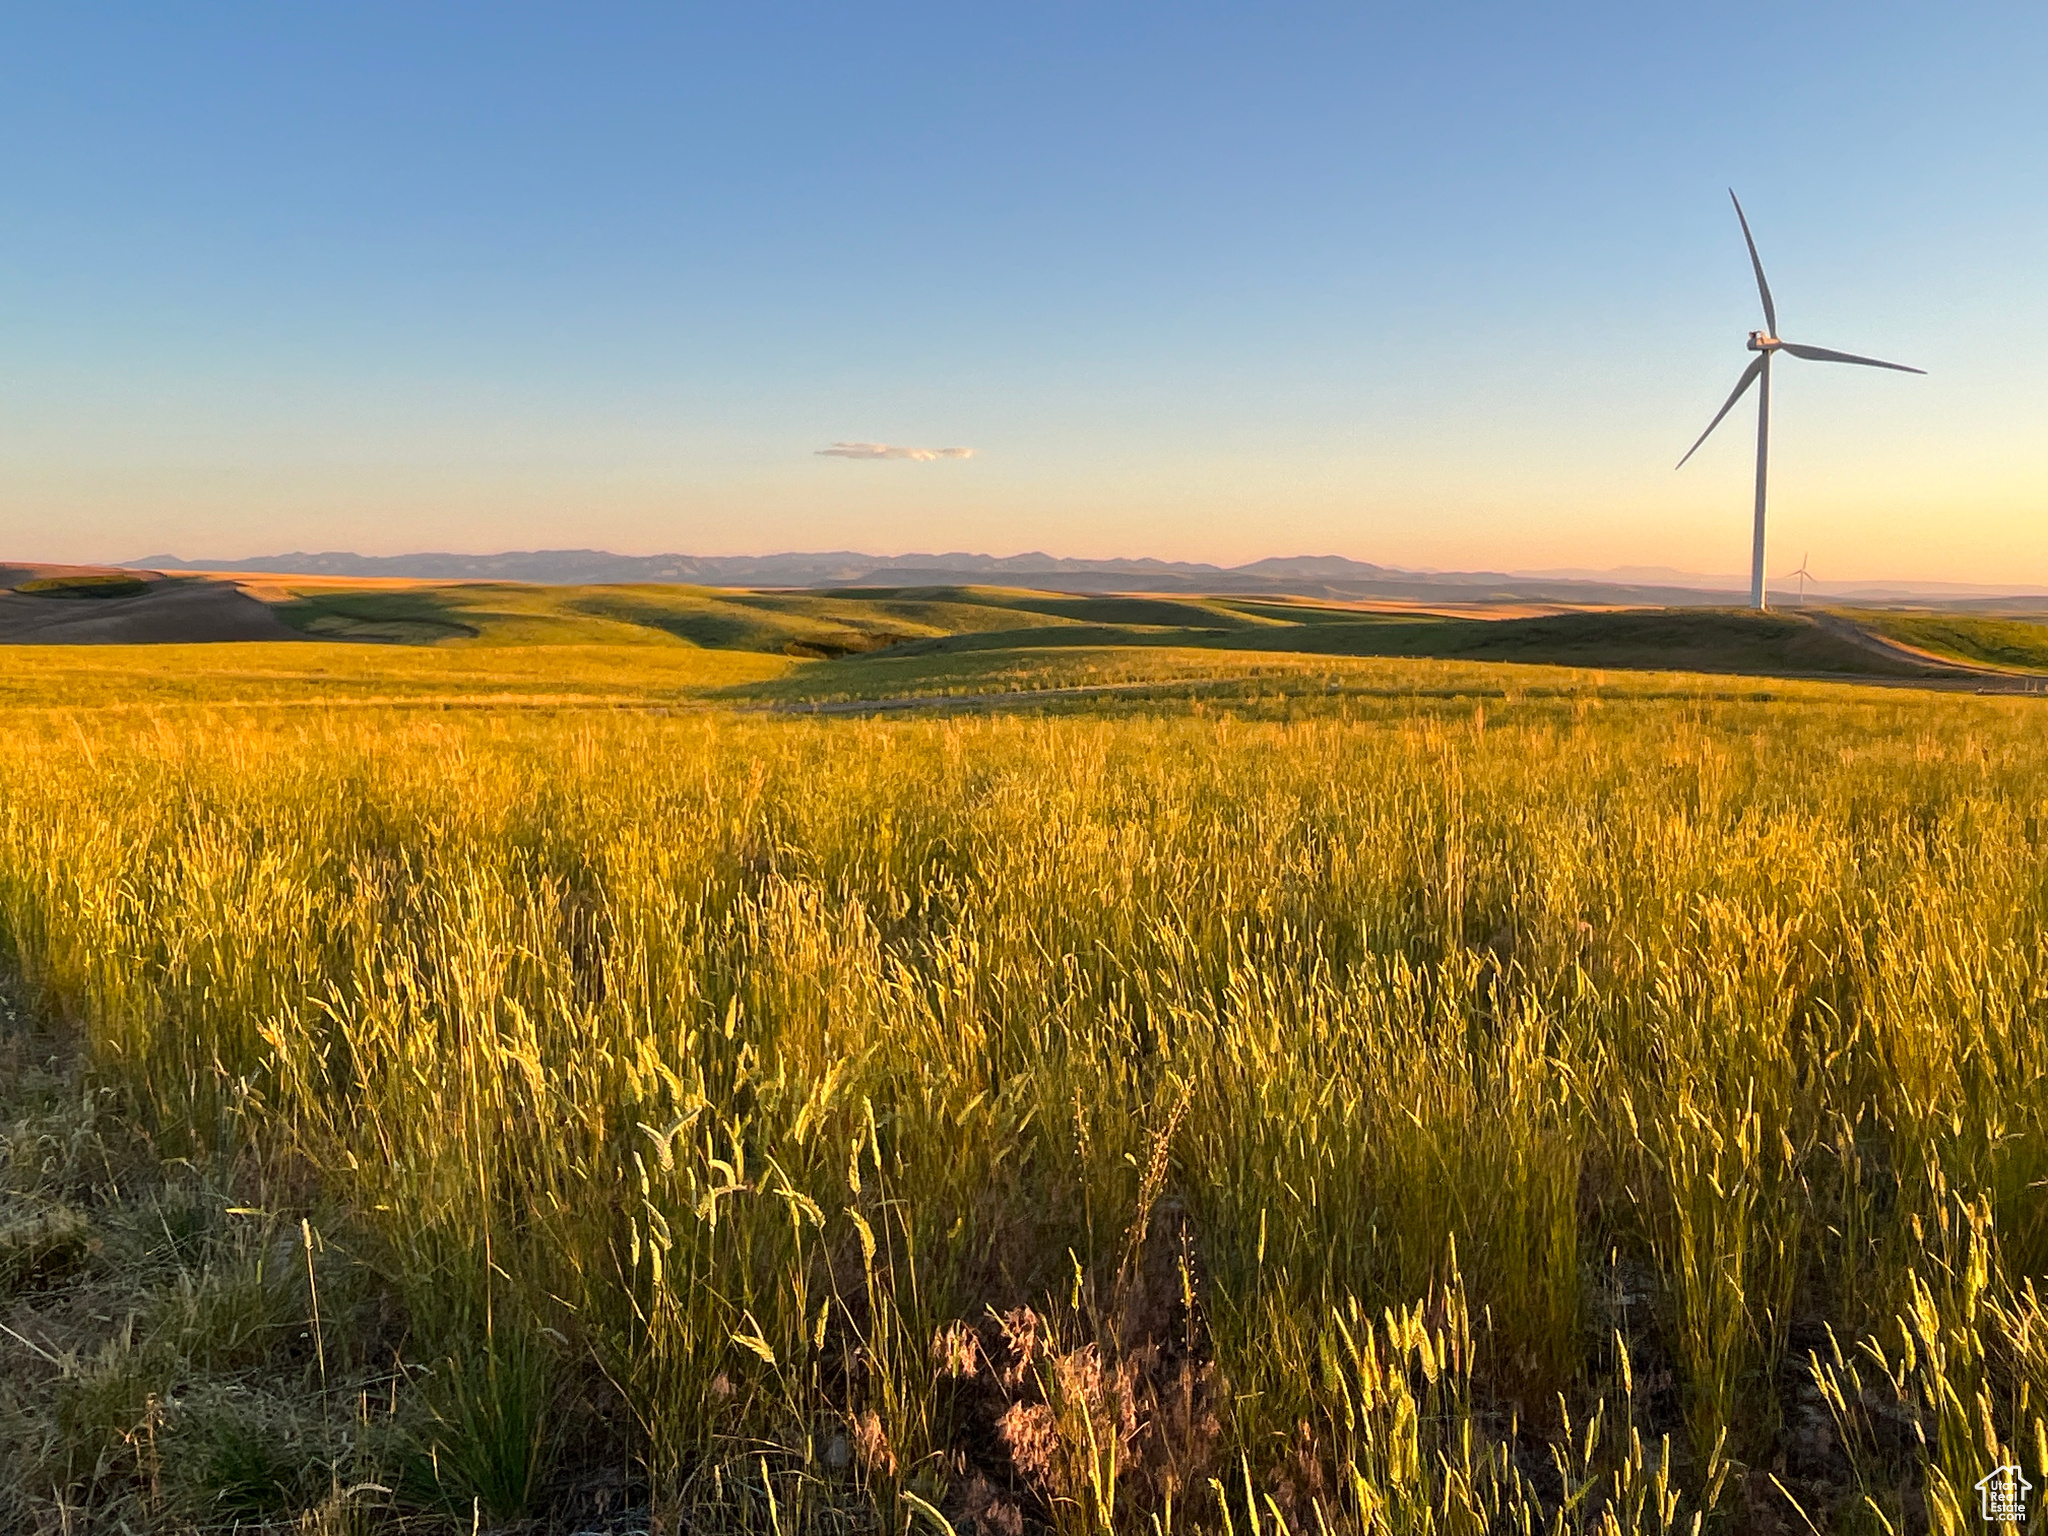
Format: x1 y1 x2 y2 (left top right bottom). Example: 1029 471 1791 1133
4 3 2044 580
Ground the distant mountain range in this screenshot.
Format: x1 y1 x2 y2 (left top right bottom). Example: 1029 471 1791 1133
122 550 2048 608
125 548 1724 605
1515 565 2048 600
131 548 1308 587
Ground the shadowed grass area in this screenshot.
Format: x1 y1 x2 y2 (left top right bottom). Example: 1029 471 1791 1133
253 580 1888 671
866 606 1931 673
13 574 152 599
263 581 1095 655
723 610 1932 710
271 583 684 646
719 644 1867 715
1302 605 1922 671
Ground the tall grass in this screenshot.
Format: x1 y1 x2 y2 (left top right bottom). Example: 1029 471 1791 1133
2 682 2046 1530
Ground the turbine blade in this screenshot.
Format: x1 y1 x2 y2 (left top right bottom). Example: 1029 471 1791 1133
1778 341 1925 374
1676 356 1765 469
1730 190 1777 335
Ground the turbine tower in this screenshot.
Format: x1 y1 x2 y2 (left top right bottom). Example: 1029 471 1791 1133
1678 191 1924 611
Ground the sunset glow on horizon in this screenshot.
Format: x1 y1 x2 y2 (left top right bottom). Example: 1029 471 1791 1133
4 5 2043 585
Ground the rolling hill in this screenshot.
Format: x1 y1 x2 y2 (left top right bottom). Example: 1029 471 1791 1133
17 564 2048 693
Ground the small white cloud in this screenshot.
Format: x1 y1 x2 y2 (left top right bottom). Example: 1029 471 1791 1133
816 442 975 461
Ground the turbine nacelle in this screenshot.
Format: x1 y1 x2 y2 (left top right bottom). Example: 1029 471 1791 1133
1745 331 1780 353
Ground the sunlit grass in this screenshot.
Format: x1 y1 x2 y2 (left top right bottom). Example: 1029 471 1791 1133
1 649 2044 1531
1852 608 2048 673
0 640 794 711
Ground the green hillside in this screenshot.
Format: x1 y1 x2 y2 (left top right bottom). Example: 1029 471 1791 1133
863 604 1933 677
267 582 1937 680
1850 610 2048 673
265 581 1083 653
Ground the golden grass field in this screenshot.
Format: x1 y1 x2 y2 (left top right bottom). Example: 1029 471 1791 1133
3 613 2048 1534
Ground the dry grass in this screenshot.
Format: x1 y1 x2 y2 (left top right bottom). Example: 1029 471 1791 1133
0 655 2044 1532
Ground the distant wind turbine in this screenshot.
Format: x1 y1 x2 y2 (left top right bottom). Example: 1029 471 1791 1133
1781 551 1815 605
1677 191 1924 611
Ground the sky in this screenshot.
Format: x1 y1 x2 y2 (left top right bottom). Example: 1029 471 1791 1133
3 3 2045 582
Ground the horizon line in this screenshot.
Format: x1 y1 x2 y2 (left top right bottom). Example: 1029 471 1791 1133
66 548 2048 599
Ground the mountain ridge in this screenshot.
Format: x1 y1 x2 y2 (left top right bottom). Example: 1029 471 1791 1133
115 550 2048 607
123 548 1707 605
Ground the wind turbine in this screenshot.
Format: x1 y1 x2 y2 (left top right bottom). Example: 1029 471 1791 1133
1781 551 1815 604
1678 191 1924 610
